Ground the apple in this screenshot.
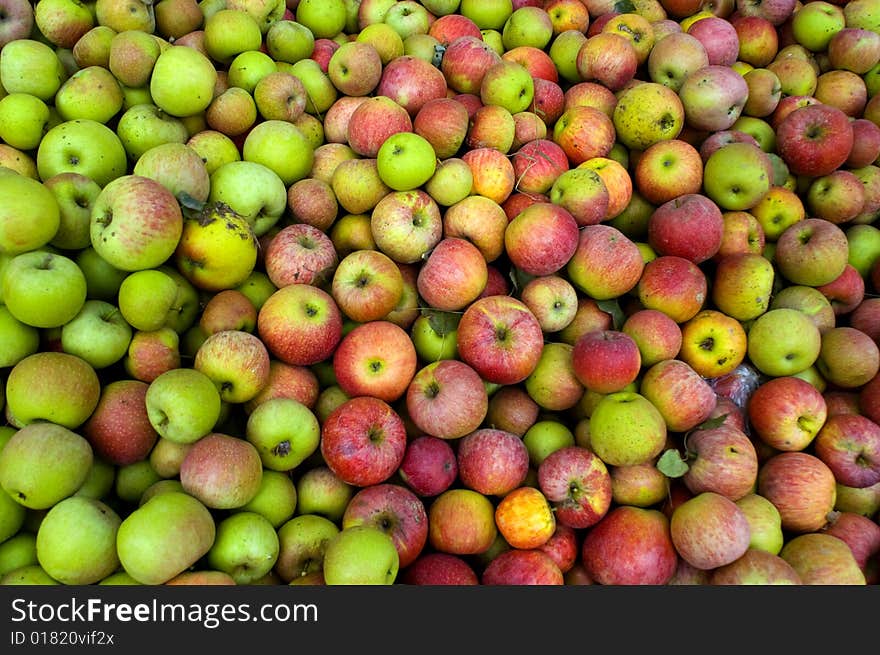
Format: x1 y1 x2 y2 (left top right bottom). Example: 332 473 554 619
648 193 725 264
681 425 759 501
746 307 823 378
813 414 880 489
123 327 181 384
815 326 880 390
519 275 578 334
678 64 749 132
341 482 428 569
405 359 488 440
779 532 866 585
398 435 458 498
566 224 644 301
670 491 751 570
439 34 502 95
571 329 641 395
537 445 612 529
441 195 508 263
580 505 678 585
263 223 338 290
257 283 343 367
639 358 718 433
757 451 837 534
747 375 828 452
194 327 270 404
37 118 128 187
427 487 498 556
821 510 880 572
774 102 855 178
636 255 708 324
0 93 52 152
576 32 639 92
552 105 616 166
179 432 263 510
412 96 470 160
0 422 93 510
456 427 529 497
370 189 443 264
0 0 33 48
2 251 86 330
346 95 414 158
484 385 540 438
323 525 399 585
60 299 132 370
621 309 683 367
633 138 703 207
710 548 803 585
0 38 65 101
588 391 668 467
321 395 407 487
401 553 479 585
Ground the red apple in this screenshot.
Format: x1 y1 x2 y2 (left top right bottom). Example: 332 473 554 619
257 284 343 366
670 491 752 570
377 54 448 116
401 552 479 585
481 549 564 585
681 424 759 501
566 223 644 301
82 379 158 466
571 329 641 395
405 359 488 441
320 395 408 488
417 237 488 311
647 193 725 265
774 102 855 178
504 202 580 277
813 414 880 489
757 451 837 534
537 445 613 529
263 223 338 289
747 375 828 452
397 435 458 498
639 358 717 433
456 428 530 497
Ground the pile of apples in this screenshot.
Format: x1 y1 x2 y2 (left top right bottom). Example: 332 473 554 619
1 0 880 587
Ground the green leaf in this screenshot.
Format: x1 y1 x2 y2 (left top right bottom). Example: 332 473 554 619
596 298 626 331
614 0 637 12
422 309 460 337
695 413 729 432
656 448 689 478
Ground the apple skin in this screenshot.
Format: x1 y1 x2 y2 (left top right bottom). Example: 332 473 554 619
456 295 545 386
813 414 880 489
417 237 488 312
571 329 641 395
405 359 488 441
376 54 448 117
775 102 855 178
678 64 749 132
537 445 612 529
747 375 828 452
757 451 838 534
670 491 752 570
193 329 271 405
257 283 343 367
639 359 717 434
398 435 458 498
401 552 479 585
457 428 530 497
566 224 644 301
320 395 408 488
648 193 725 264
580 505 679 585
681 425 759 501
332 320 417 404
179 432 264 510
263 223 338 289
82 379 158 467
636 255 708 324
481 549 564 586
779 533 866 585
774 217 850 288
341 483 428 569
427 487 498 556
504 202 580 277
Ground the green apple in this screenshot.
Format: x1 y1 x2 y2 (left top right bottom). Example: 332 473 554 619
114 460 163 505
144 367 223 444
711 252 776 322
275 513 340 582
159 265 202 334
735 492 784 555
116 491 216 585
207 160 288 237
847 223 880 279
235 270 278 312
265 19 316 64
117 268 181 332
54 64 123 123
0 477 27 544
501 6 554 51
0 38 66 101
296 0 346 39
207 511 280 585
149 45 217 118
0 564 60 585
44 172 102 251
548 29 588 85
60 299 133 369
242 119 315 187
322 525 400 585
479 60 534 115
148 437 192 479
74 458 116 501
0 172 60 256
116 103 189 162
0 305 39 369
74 246 129 302
289 57 338 116
612 81 685 152
227 48 277 94
0 422 93 510
203 8 263 64
245 397 321 472
376 132 437 191
791 0 846 52
522 419 576 468
37 118 127 186
2 250 86 328
0 92 51 150
0 533 37 578
410 312 459 361
588 391 668 467
294 465 355 522
139 479 186 506
234 469 298 528
747 307 823 377
424 157 473 207
35 496 121 585
185 128 242 176
460 0 513 30
703 142 773 211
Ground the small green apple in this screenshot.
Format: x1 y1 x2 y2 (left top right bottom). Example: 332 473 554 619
322 525 400 585
0 172 60 256
60 299 133 369
145 367 223 444
245 398 321 472
376 132 437 191
207 511 280 585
